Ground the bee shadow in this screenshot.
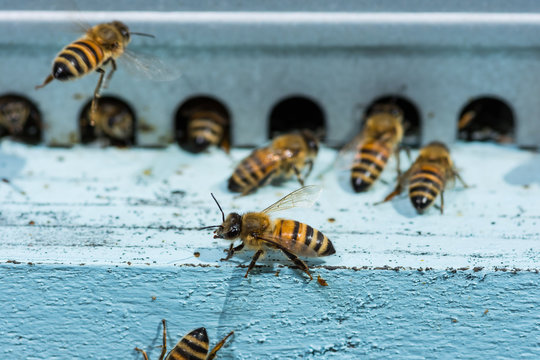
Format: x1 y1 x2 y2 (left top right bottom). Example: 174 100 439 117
503 152 540 186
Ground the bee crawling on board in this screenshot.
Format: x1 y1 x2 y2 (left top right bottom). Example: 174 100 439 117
135 319 233 360
35 20 171 113
228 130 319 196
377 141 468 214
201 185 335 280
338 103 405 192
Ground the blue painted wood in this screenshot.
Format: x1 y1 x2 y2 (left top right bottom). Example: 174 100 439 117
0 265 539 359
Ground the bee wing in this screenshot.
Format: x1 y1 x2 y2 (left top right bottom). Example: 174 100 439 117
261 185 322 214
256 233 319 258
334 132 364 172
120 49 182 82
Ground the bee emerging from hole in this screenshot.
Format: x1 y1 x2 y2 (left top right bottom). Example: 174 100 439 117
36 21 155 113
135 319 233 360
80 97 135 146
0 95 41 144
340 103 404 192
182 110 230 153
378 141 468 214
202 185 335 280
228 130 319 196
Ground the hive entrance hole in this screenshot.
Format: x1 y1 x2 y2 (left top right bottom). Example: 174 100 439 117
364 95 421 148
458 97 514 143
268 96 325 140
79 96 136 146
175 96 231 153
0 94 42 144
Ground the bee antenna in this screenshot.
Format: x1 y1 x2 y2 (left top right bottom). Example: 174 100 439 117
130 32 155 38
199 225 222 230
210 193 226 222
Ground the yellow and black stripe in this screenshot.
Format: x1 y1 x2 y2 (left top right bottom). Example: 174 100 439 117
408 164 446 212
228 147 281 194
272 219 335 257
52 40 105 81
184 111 227 153
351 142 391 192
166 327 210 360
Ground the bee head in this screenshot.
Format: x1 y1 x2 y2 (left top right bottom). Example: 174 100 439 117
111 21 131 43
300 129 319 157
214 213 242 240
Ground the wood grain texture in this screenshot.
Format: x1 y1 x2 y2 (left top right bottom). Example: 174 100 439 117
1 141 539 359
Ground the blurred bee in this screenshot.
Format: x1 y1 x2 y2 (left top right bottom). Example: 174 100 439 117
181 110 230 153
202 185 335 280
135 319 233 360
378 141 468 214
228 130 319 195
79 97 135 146
340 103 404 192
0 95 41 144
36 21 155 112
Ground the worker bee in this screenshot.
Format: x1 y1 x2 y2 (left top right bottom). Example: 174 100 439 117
378 141 468 214
135 319 233 360
36 21 156 113
202 185 335 280
79 96 135 146
340 103 404 192
180 110 230 153
0 95 41 144
228 130 319 195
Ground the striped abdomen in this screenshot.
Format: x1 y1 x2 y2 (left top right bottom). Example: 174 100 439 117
351 142 391 192
272 219 335 257
228 147 281 194
185 112 226 153
52 40 105 81
166 327 209 360
408 164 446 212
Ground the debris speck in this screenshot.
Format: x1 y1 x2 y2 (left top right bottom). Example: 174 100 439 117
194 252 200 258
317 275 328 286
143 168 152 176
327 218 336 223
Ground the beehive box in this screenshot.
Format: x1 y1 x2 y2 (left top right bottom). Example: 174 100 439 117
1 1 540 359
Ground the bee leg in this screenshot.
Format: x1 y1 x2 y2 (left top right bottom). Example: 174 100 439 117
439 191 445 214
395 147 402 177
134 347 149 360
103 59 117 89
304 160 314 180
244 249 264 278
35 74 54 90
293 166 305 186
221 243 244 261
280 249 313 281
91 68 106 114
206 331 234 360
158 319 167 360
454 171 469 188
374 184 403 205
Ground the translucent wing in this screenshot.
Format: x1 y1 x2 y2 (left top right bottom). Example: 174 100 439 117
262 185 322 214
334 132 364 172
120 50 182 82
256 233 319 258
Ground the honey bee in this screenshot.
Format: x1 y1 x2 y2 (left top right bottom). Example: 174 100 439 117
0 95 41 144
202 185 335 280
228 130 319 195
340 103 404 192
181 110 230 153
79 96 135 145
135 319 233 360
379 141 468 214
35 21 155 112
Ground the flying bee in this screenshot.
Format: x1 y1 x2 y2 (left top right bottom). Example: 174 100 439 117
36 21 157 113
181 110 230 153
228 130 319 196
135 319 233 360
79 96 135 146
0 95 41 144
202 185 335 280
339 103 404 192
378 141 468 214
